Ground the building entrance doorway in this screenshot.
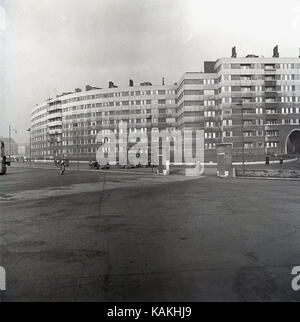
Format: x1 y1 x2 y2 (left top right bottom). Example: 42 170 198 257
286 130 300 155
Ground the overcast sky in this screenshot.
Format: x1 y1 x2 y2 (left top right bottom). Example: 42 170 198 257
0 0 300 143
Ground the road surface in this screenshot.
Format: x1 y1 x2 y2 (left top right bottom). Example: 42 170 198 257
1 166 300 301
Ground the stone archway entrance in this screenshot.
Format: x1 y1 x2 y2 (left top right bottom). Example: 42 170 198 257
286 130 300 155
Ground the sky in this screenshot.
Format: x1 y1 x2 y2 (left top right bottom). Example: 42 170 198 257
0 0 300 143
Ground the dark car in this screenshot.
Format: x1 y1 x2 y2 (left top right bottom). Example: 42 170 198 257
125 163 135 169
117 163 126 169
101 163 110 170
89 161 100 169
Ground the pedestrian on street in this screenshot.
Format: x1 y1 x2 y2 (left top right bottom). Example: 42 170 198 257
279 156 284 167
60 160 66 175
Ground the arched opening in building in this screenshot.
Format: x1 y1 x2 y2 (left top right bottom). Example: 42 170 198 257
286 130 300 155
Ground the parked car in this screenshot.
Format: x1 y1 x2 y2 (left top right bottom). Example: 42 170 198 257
125 163 135 169
101 163 110 170
89 161 100 169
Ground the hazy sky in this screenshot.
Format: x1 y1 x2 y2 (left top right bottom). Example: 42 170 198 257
0 0 300 142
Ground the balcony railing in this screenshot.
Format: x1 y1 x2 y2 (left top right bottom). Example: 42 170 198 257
48 128 62 135
48 112 62 120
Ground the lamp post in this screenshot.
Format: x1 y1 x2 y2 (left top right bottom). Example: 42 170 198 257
77 131 80 170
8 125 17 159
237 101 245 175
147 115 152 169
241 106 245 175
27 128 32 168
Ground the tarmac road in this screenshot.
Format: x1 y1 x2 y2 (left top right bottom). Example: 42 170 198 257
0 167 300 301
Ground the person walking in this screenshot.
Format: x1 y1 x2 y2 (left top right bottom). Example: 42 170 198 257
60 160 66 175
279 156 284 167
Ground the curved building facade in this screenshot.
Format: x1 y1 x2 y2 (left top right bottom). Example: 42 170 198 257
31 82 178 162
31 49 300 163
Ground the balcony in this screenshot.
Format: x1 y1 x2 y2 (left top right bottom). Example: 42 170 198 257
48 128 62 135
239 92 256 98
48 112 62 120
48 104 62 113
264 69 276 75
265 81 277 87
48 120 62 128
265 92 277 99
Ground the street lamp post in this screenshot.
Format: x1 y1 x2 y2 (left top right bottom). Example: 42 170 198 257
9 125 11 156
241 107 245 175
77 131 80 170
147 115 152 169
237 102 245 175
27 128 32 168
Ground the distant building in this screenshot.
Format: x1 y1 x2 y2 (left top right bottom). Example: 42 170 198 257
0 137 18 156
17 143 30 156
18 146 26 156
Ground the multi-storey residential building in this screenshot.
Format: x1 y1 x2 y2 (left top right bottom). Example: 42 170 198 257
31 82 177 162
215 49 300 161
176 66 221 161
31 47 300 163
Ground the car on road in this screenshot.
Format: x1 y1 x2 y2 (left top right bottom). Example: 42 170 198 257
101 163 110 170
125 163 135 169
89 161 100 170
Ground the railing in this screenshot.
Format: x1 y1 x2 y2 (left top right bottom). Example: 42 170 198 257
48 128 62 135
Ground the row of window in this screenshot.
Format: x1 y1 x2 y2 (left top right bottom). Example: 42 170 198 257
31 127 286 145
222 130 281 138
222 107 300 115
222 85 300 92
221 96 300 104
222 118 300 126
61 90 175 104
221 74 300 81
61 99 175 112
241 142 279 149
221 63 300 70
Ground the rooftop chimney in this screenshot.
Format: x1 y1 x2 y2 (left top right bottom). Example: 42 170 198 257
162 77 165 85
273 45 279 58
204 61 217 73
129 79 134 87
85 85 102 91
232 46 237 58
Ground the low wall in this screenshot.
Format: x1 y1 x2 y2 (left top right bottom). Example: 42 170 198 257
236 168 300 178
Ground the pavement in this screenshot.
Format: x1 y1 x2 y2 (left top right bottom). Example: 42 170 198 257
1 165 300 301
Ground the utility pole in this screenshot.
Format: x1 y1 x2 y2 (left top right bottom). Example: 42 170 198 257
77 131 79 170
27 128 32 168
8 125 11 157
147 114 152 169
241 104 245 175
237 102 245 175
